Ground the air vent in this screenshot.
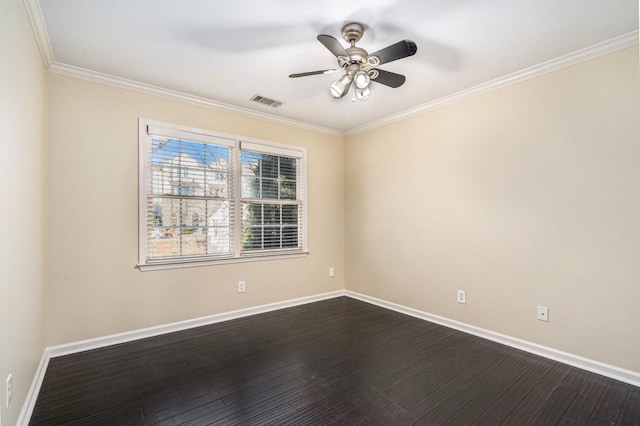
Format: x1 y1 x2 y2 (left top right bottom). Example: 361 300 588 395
250 94 283 108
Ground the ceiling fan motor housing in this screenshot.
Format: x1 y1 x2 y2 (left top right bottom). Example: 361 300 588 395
346 46 368 64
341 22 364 44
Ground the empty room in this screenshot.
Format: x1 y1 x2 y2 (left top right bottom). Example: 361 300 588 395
1 0 639 424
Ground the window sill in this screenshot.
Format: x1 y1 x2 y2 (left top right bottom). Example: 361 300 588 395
137 251 309 272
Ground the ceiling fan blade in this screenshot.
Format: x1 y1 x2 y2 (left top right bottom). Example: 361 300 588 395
289 69 340 78
317 34 348 58
369 40 417 65
370 69 406 88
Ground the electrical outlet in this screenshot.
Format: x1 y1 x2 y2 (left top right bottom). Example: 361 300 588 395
329 267 335 277
457 290 466 304
238 281 246 293
6 373 12 408
537 305 549 322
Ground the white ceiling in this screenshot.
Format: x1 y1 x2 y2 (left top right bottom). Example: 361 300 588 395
37 0 638 133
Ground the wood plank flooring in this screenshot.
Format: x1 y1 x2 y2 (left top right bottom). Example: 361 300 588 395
30 297 640 425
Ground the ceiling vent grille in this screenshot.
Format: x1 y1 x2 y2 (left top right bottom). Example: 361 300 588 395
250 94 283 108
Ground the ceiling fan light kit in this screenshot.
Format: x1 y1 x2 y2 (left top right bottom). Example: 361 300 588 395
329 73 352 98
354 70 370 89
289 22 417 102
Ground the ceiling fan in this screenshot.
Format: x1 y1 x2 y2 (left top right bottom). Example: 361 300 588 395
289 22 417 101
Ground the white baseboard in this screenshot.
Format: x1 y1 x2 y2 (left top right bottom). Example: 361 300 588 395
18 288 639 425
48 290 346 358
17 290 345 425
16 349 50 426
345 290 640 388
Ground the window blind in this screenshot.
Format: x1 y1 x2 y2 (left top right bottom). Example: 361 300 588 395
240 145 304 253
145 131 235 262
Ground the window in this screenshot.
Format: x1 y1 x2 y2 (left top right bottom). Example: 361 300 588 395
139 119 307 270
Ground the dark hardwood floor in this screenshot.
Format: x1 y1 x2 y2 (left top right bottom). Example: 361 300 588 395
30 297 640 425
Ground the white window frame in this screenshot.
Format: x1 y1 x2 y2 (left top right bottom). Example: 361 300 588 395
138 118 308 271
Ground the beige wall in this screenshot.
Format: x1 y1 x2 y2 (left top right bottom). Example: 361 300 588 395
0 0 47 424
345 46 640 372
46 74 345 346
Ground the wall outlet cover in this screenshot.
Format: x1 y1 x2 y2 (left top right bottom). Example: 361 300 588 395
537 305 549 322
5 373 12 408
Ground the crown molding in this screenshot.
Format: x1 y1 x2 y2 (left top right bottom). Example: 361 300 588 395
345 30 639 136
24 0 637 139
24 0 342 137
23 0 54 67
48 62 343 137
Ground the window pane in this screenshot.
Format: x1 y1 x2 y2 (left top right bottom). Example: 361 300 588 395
282 205 298 224
260 155 279 178
241 152 261 177
243 227 262 250
241 177 260 198
148 198 232 258
261 179 278 199
242 203 262 226
181 231 206 256
151 197 180 229
280 157 297 180
181 199 206 227
205 169 228 198
263 226 281 248
241 151 298 200
240 201 300 251
151 137 229 199
207 200 231 254
151 167 171 195
280 180 296 200
240 150 260 198
242 202 261 250
149 233 181 258
263 204 281 225
282 226 298 248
